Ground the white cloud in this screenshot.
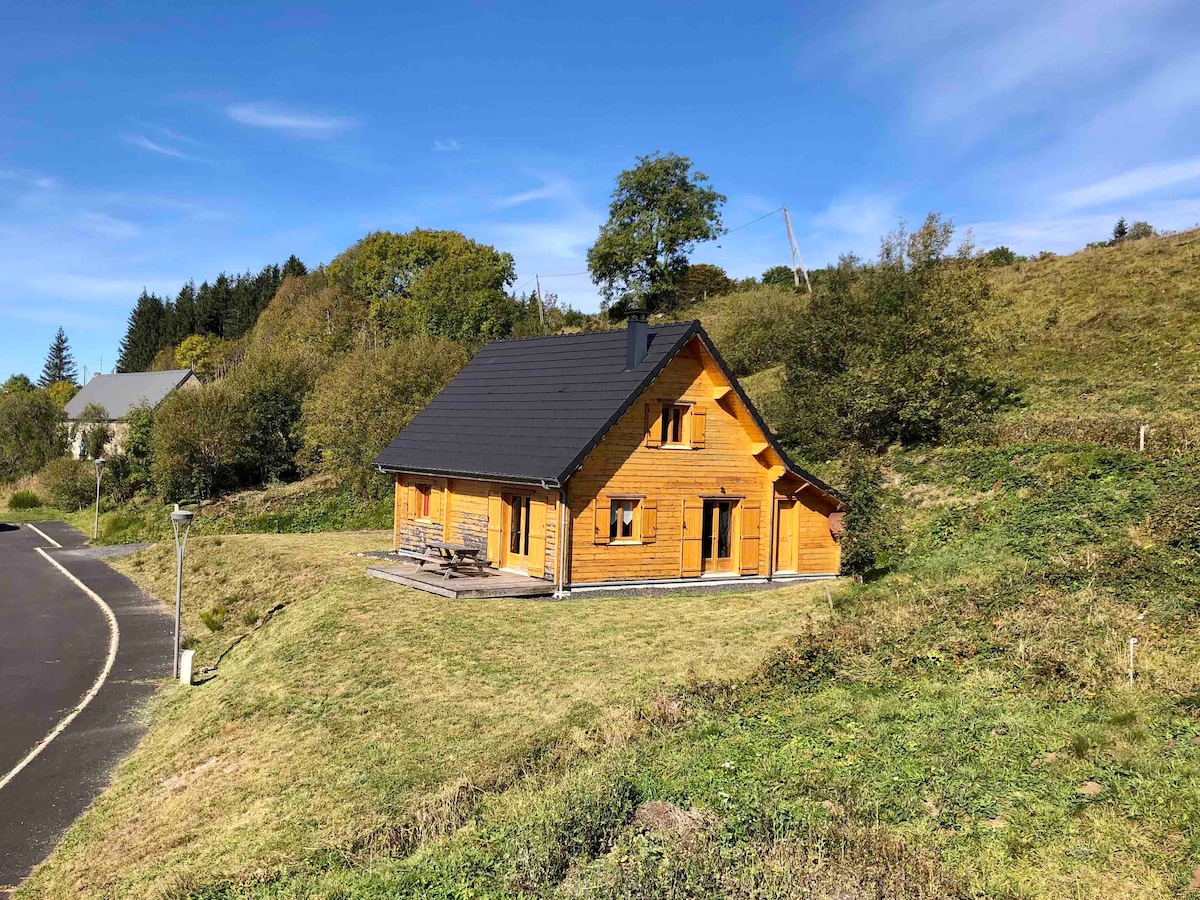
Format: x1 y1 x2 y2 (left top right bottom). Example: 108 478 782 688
123 133 193 159
432 138 461 152
1057 158 1200 211
493 173 575 210
75 211 140 240
226 102 356 138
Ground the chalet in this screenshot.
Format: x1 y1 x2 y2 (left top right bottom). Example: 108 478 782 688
372 314 843 595
64 369 198 459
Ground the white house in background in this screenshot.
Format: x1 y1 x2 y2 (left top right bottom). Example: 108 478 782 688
63 369 199 458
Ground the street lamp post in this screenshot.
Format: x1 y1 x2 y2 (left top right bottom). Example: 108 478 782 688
170 505 195 679
92 457 106 540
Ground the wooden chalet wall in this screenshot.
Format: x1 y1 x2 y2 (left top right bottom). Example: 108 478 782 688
566 337 839 585
393 475 559 581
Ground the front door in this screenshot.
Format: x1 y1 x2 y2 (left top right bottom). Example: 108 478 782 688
501 493 531 571
701 499 735 573
775 498 797 572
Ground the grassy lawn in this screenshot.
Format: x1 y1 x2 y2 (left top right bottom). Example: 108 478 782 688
17 533 832 898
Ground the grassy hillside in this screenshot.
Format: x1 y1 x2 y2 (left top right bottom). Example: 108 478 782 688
18 536 833 898
989 229 1200 420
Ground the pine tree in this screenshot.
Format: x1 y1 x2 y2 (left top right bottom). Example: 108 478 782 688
39 327 78 386
117 291 167 373
282 254 308 278
1112 217 1128 243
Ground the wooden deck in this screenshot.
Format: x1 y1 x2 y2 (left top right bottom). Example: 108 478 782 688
366 562 555 599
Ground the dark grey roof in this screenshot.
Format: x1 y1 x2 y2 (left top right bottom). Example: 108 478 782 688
64 370 194 420
373 322 837 499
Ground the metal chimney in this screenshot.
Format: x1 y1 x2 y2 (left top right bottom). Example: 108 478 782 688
625 310 649 370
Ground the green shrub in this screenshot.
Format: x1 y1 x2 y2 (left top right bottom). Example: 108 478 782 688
705 284 805 376
7 489 42 510
775 214 1016 458
39 457 96 511
299 337 468 497
152 381 252 501
0 388 66 479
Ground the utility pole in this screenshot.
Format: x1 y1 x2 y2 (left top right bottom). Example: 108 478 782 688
782 205 812 294
535 274 546 334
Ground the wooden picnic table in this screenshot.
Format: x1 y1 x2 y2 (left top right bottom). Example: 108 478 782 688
421 541 488 579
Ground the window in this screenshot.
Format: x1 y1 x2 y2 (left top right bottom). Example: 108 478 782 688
660 404 688 445
609 499 637 541
415 483 432 519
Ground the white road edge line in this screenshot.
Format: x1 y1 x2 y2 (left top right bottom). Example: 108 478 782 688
24 523 61 548
0 548 120 794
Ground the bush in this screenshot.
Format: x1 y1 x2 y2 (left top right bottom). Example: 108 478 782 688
8 489 42 510
0 389 66 479
299 336 468 497
837 451 900 579
72 402 112 461
705 284 805 376
775 214 1016 458
152 381 252 501
229 345 322 484
40 457 97 511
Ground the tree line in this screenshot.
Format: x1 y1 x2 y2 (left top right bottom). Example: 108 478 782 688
117 256 308 373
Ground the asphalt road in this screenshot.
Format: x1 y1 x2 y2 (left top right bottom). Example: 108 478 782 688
0 521 171 896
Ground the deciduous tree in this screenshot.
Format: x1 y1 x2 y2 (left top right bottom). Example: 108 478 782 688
587 152 725 316
329 229 516 343
299 337 468 496
0 389 66 479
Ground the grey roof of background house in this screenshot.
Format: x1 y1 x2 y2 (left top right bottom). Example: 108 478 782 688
64 370 194 421
372 322 835 497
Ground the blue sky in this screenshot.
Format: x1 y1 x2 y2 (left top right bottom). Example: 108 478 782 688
3 0 1200 381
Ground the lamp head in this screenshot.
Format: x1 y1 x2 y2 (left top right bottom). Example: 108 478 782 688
94 457 105 471
170 503 194 526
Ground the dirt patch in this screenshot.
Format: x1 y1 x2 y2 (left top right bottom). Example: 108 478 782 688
632 800 713 845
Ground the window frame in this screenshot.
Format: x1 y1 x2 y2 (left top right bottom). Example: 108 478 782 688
659 402 692 448
607 496 642 544
414 482 433 521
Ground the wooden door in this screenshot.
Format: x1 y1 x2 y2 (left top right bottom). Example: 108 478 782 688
701 499 734 573
774 498 797 572
501 493 532 572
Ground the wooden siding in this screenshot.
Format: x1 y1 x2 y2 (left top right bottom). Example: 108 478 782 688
394 474 559 581
567 336 839 584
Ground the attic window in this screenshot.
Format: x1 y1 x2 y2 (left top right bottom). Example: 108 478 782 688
660 404 688 445
415 483 432 519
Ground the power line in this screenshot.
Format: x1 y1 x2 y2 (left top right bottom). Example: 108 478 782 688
723 206 784 235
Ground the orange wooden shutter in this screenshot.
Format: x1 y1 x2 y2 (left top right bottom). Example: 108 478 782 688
681 500 703 577
641 498 657 543
406 482 416 519
739 500 760 575
593 497 609 544
392 477 403 550
431 481 444 522
645 403 662 448
527 497 547 578
691 405 707 448
486 491 503 565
